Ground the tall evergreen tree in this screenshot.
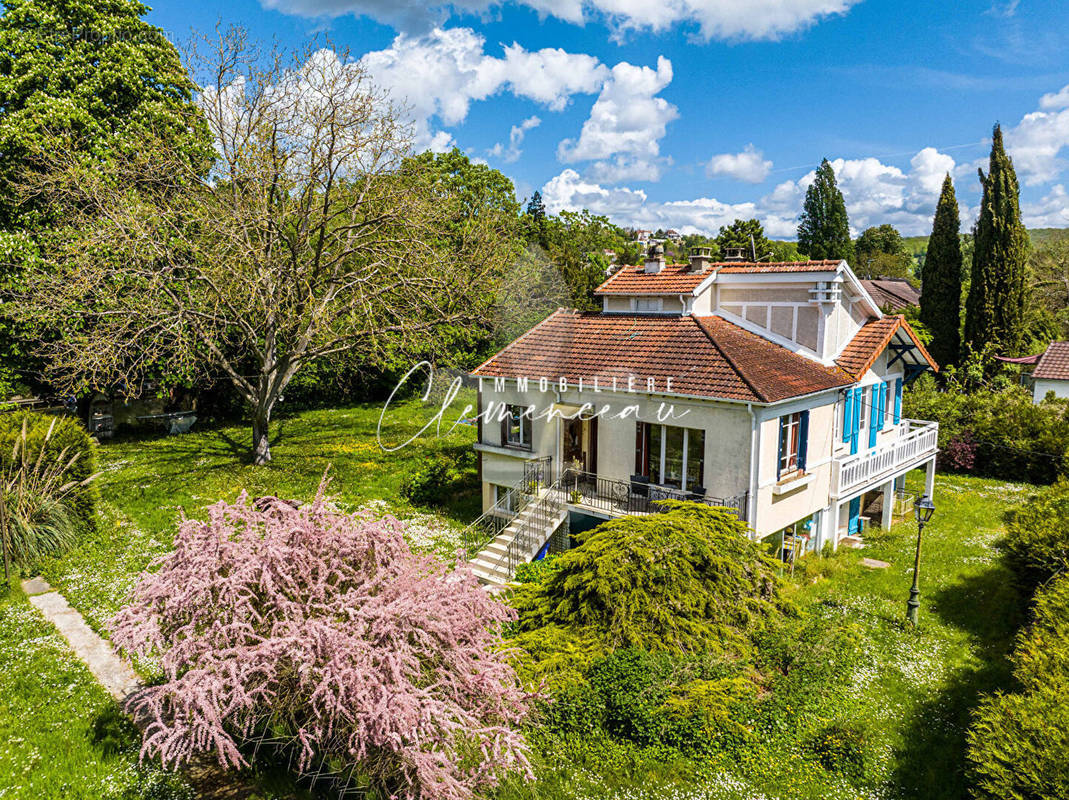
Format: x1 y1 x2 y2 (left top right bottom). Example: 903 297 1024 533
964 124 1031 357
797 159 854 262
920 174 963 367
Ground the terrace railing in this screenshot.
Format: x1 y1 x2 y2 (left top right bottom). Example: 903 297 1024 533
559 469 749 521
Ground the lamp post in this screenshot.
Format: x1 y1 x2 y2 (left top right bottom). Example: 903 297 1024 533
906 494 936 626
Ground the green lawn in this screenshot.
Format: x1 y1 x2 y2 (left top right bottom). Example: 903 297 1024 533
7 400 1038 800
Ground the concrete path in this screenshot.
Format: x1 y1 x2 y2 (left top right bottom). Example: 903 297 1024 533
22 577 141 702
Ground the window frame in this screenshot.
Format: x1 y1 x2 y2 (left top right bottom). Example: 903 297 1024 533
634 422 705 492
778 412 802 477
502 404 533 449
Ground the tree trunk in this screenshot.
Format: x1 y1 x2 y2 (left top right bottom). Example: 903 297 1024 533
252 407 271 465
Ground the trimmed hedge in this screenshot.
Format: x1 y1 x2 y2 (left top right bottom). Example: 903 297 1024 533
0 412 99 538
967 574 1069 800
1002 479 1069 595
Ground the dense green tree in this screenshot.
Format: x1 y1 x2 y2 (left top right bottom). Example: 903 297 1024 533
0 0 212 398
715 219 772 260
540 209 633 310
797 159 854 262
964 125 1031 357
767 240 803 262
854 224 912 279
921 175 963 367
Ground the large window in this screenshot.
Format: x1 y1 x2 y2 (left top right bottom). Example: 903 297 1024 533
777 410 809 478
635 423 705 491
502 404 532 449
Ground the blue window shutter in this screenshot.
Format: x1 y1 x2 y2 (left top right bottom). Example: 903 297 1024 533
851 387 862 455
776 416 784 479
877 382 886 431
842 390 853 443
799 411 810 472
868 386 878 448
894 378 903 424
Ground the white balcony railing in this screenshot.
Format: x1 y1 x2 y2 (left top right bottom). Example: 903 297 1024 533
834 419 939 497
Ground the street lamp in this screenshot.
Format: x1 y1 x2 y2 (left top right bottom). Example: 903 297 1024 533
906 494 936 626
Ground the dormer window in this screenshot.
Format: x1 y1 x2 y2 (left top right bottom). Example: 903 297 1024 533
632 297 663 313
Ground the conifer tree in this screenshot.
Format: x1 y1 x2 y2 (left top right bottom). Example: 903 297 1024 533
921 174 963 367
964 125 1031 356
797 159 854 261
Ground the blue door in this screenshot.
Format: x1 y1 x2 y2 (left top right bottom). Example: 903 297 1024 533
848 497 861 535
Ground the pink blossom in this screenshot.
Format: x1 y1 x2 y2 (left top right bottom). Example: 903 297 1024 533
111 480 531 800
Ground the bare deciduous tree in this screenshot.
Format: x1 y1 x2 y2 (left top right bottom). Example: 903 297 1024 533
20 28 509 463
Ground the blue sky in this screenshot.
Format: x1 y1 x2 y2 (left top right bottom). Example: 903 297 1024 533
147 0 1069 237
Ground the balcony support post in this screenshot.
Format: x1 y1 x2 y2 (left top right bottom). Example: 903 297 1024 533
880 479 895 529
924 456 936 499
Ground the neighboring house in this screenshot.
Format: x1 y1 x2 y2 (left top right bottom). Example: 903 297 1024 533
998 342 1069 401
860 278 921 312
467 248 939 584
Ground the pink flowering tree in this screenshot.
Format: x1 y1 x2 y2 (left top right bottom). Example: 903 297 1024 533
111 483 531 800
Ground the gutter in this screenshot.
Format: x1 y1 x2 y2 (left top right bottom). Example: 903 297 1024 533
746 402 759 537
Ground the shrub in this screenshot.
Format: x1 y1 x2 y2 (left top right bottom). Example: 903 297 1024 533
968 574 1069 800
809 722 867 780
1002 479 1069 595
399 445 476 508
904 376 1069 483
510 502 795 658
513 554 562 584
0 411 98 538
111 481 531 800
0 414 99 572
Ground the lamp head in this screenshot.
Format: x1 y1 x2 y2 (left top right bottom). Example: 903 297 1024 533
914 494 936 524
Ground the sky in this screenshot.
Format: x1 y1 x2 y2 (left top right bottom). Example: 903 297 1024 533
146 0 1069 238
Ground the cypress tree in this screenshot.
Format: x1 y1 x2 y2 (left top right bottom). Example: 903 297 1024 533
921 174 963 367
964 124 1031 356
797 159 854 262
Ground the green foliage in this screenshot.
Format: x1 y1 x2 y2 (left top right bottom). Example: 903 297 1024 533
903 374 1069 483
715 219 771 259
968 574 1069 800
398 444 477 508
965 125 1032 359
0 411 98 539
797 159 854 261
513 553 563 584
854 224 913 279
808 722 868 780
1002 479 1069 595
921 174 963 367
511 502 794 656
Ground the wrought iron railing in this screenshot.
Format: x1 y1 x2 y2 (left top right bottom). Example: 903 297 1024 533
461 456 554 555
559 469 748 520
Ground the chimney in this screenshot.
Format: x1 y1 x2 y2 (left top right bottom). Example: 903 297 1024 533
644 243 666 274
722 246 748 262
689 246 714 273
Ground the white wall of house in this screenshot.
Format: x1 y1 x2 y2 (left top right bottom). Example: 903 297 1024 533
1033 378 1069 402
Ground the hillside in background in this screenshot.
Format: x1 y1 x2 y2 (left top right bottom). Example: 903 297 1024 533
903 227 1069 259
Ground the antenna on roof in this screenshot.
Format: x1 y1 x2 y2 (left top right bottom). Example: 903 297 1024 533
750 233 757 262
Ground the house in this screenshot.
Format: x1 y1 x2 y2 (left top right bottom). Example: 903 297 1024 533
998 341 1069 402
860 278 921 312
466 248 939 584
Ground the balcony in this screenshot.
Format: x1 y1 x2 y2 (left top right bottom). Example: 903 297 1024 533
833 419 939 498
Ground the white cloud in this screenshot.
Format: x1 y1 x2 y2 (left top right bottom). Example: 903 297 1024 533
557 56 676 184
489 115 541 162
358 27 607 149
706 144 773 183
261 0 860 41
1022 184 1069 227
1004 82 1069 185
541 146 961 239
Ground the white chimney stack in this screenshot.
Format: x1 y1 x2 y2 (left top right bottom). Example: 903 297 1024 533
644 243 666 274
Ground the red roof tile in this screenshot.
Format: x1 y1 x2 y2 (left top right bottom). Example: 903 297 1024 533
1033 342 1069 380
472 310 853 404
594 260 843 295
836 315 938 379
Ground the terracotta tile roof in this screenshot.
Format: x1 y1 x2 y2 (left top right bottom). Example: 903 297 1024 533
716 259 843 274
593 260 844 295
860 278 921 311
472 310 853 404
594 263 711 295
1033 342 1069 380
836 315 938 379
